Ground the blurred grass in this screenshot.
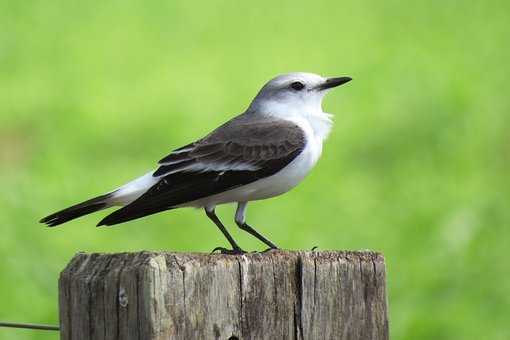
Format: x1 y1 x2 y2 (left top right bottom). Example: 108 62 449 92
1 0 509 339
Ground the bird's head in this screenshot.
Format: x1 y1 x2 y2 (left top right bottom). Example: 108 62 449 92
248 72 352 116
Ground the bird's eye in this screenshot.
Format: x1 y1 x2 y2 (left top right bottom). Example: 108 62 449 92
290 81 305 91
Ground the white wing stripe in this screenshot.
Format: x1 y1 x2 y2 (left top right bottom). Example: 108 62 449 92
171 147 192 154
154 161 260 177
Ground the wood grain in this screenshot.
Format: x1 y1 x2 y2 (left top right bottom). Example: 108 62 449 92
59 251 388 340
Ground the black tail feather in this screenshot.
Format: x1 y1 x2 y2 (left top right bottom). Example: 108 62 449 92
97 204 171 227
40 193 112 227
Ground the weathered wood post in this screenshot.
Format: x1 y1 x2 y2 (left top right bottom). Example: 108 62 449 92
58 250 388 340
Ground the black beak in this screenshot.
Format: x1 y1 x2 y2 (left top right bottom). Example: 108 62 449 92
317 76 352 91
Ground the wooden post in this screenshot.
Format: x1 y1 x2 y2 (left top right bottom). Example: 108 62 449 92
58 251 388 340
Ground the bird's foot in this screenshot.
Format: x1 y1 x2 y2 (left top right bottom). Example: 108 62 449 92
261 246 279 253
210 246 247 255
311 246 319 251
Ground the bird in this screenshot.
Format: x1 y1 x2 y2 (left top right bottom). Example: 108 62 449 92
40 72 352 253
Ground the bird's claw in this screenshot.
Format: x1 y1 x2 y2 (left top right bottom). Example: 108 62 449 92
261 247 279 253
210 247 247 255
311 246 318 251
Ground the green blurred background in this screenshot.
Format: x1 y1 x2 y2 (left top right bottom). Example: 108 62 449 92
1 0 509 339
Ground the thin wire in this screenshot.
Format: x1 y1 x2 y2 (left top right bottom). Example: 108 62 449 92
0 322 59 331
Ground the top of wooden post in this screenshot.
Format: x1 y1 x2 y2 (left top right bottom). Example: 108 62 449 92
59 250 388 340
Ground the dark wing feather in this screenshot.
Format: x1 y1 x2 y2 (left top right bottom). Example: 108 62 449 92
98 118 305 226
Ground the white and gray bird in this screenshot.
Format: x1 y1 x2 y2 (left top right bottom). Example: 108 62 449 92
40 72 352 253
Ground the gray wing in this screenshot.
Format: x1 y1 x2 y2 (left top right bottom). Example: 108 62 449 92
97 117 306 226
154 118 305 176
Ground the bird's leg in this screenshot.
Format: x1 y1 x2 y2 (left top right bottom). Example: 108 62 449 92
235 202 279 250
205 207 245 254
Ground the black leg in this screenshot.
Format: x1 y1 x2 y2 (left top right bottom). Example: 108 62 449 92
236 221 279 250
205 208 245 254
